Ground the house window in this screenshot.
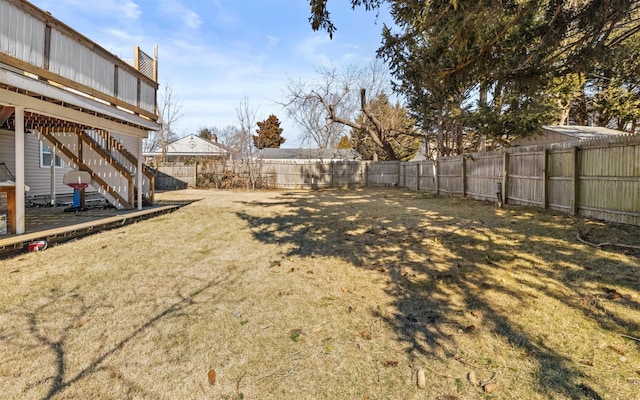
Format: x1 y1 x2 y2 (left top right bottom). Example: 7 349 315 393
41 143 64 168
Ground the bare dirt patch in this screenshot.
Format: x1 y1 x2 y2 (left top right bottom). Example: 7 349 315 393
1 188 638 399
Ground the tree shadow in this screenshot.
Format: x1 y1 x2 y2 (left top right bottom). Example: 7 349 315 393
15 274 231 399
235 188 639 398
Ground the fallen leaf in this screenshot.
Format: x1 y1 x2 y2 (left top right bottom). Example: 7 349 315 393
376 267 386 273
483 382 499 393
579 359 594 366
606 291 621 300
360 330 372 340
463 324 476 333
311 325 324 334
207 369 216 386
467 371 479 386
341 286 348 293
382 360 398 367
416 368 426 388
289 267 295 272
470 310 480 318
608 345 625 355
289 328 303 342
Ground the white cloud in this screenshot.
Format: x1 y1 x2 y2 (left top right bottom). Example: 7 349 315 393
34 0 141 19
158 0 202 30
296 35 335 68
266 35 280 50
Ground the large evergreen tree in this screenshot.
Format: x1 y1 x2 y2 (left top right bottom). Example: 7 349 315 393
308 1 640 149
253 114 286 149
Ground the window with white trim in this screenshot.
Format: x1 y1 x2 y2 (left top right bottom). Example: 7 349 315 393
40 142 64 168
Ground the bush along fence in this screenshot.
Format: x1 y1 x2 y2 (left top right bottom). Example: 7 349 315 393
153 134 640 226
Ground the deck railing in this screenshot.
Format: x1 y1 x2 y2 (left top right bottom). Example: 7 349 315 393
0 0 158 119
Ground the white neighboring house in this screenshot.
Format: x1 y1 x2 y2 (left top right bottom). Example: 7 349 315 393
0 0 160 234
510 125 629 146
144 134 228 164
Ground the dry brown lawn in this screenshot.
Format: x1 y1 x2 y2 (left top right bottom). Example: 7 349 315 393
1 188 639 399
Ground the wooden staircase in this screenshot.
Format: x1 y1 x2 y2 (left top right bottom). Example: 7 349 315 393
36 128 154 209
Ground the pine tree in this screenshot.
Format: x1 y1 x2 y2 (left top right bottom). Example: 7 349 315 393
253 114 286 149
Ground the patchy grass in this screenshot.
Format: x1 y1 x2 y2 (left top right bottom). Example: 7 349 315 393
1 188 639 399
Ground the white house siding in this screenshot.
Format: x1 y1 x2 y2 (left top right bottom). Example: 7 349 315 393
0 129 74 197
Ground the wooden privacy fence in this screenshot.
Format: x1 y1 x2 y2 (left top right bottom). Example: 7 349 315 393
154 134 640 226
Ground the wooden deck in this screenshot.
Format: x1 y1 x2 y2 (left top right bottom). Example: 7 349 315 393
0 202 184 256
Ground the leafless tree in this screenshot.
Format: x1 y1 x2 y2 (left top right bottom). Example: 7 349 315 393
144 82 183 162
235 97 262 189
283 76 346 149
213 125 244 158
283 61 411 160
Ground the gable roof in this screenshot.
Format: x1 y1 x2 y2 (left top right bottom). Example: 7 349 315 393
259 148 361 161
510 125 629 146
144 134 227 156
542 125 628 140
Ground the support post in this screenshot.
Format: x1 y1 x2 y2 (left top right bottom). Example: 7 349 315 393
416 161 421 192
137 136 143 210
77 133 85 208
50 145 56 207
15 107 25 234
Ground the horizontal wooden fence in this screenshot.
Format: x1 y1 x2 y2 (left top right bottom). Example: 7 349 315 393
154 134 640 226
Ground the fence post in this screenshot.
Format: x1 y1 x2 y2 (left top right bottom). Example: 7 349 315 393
434 159 440 195
461 156 466 197
330 161 334 188
365 162 369 187
502 152 509 204
194 162 198 188
542 148 548 209
571 146 579 216
416 161 421 191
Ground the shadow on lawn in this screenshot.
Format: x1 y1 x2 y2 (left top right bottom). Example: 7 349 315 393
17 275 229 400
236 188 640 399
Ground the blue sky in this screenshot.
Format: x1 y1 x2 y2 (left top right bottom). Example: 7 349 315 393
29 0 393 147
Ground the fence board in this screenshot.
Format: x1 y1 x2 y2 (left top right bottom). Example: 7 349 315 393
465 152 503 201
437 156 463 195
418 160 436 193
